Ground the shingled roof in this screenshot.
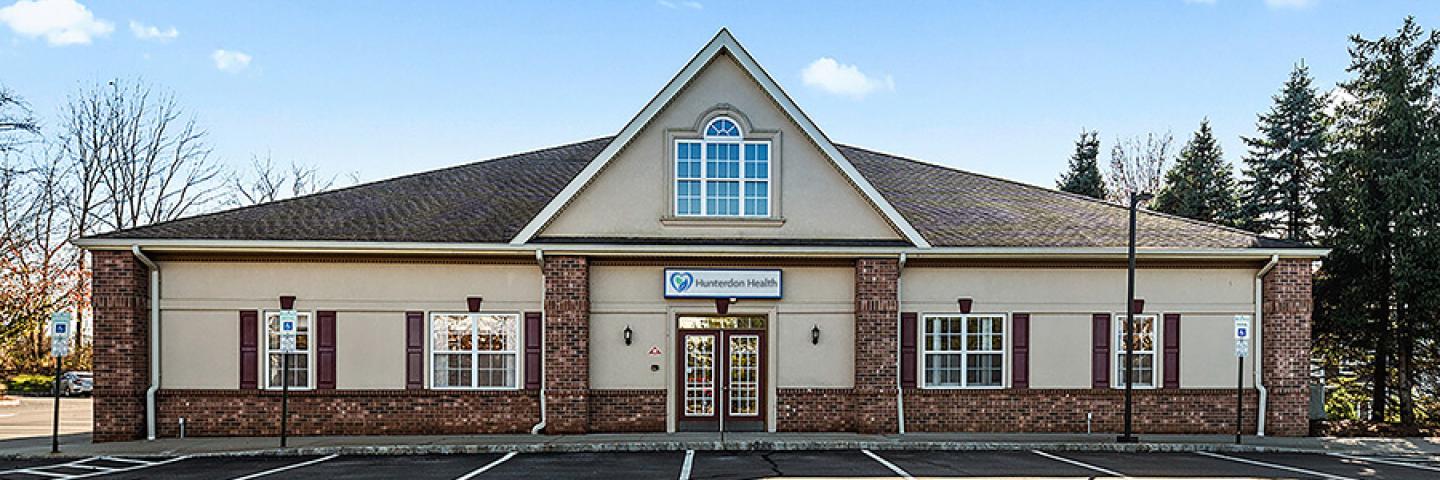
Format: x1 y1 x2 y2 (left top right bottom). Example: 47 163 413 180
89 137 1299 249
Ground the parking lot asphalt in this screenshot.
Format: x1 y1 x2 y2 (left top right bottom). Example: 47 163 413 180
1 449 1439 479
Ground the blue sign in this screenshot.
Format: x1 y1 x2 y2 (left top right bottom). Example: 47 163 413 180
663 268 782 299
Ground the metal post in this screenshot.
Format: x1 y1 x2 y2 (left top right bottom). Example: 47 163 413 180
1236 356 1244 444
51 356 61 454
280 353 289 448
1118 192 1148 444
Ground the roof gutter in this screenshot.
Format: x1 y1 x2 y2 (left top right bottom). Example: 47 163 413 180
74 238 1330 260
130 245 160 441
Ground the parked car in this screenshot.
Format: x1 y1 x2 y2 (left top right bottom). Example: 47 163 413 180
59 371 92 396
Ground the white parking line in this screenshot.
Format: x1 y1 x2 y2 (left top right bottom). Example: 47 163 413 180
1330 453 1440 473
678 450 695 480
1197 451 1356 480
0 456 192 480
230 454 339 480
455 451 517 480
861 449 913 479
1031 450 1128 478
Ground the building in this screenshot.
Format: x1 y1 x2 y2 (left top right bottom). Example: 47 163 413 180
77 30 1325 442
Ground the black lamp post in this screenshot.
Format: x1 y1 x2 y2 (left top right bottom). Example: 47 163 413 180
1118 191 1153 444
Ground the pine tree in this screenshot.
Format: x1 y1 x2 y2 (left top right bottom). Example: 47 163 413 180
1056 130 1107 199
1154 120 1240 225
1239 62 1328 242
1316 17 1440 425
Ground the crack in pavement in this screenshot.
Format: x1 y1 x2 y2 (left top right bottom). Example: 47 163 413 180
759 451 782 477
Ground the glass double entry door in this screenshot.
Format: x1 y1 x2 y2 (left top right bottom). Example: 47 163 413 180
678 315 766 432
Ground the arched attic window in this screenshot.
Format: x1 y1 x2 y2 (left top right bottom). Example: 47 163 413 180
675 116 770 217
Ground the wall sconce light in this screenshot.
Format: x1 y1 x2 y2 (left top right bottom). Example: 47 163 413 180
466 296 484 313
715 297 737 315
279 295 296 310
957 297 973 314
811 324 821 345
1132 299 1146 315
624 325 633 346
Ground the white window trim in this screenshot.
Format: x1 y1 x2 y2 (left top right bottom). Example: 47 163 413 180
1112 313 1160 390
261 309 315 391
918 312 1010 390
673 117 772 218
426 311 523 391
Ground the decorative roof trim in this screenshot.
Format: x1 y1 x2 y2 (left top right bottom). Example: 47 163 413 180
507 28 932 248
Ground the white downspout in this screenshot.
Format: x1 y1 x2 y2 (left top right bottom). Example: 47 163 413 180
895 252 907 435
1254 254 1280 437
530 249 547 435
131 245 160 441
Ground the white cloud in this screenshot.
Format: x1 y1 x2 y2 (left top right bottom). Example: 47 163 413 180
657 0 702 9
211 49 251 72
800 57 894 99
129 20 176 41
0 0 113 46
1265 0 1316 9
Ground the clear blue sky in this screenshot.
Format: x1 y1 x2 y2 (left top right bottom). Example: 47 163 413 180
2 0 1435 188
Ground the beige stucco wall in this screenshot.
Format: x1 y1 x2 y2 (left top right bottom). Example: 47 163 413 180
159 310 239 389
903 267 1257 389
1026 314 1092 389
540 52 901 241
156 261 542 389
588 265 854 390
1181 314 1255 388
336 312 407 390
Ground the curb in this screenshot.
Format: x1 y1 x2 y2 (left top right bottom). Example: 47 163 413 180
4 441 1337 459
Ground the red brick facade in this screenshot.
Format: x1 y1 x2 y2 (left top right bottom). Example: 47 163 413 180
91 250 151 442
902 388 1259 433
155 389 538 436
777 388 855 432
1261 259 1314 436
542 255 590 434
853 258 900 434
90 252 1315 440
589 389 666 432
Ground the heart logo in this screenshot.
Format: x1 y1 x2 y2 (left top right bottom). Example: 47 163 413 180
670 272 695 293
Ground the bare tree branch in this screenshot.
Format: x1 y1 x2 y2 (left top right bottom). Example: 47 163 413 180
1106 132 1174 204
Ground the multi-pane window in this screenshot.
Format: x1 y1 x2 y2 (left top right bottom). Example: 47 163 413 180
675 117 769 217
1114 314 1157 388
922 314 1006 388
430 313 520 389
263 311 310 389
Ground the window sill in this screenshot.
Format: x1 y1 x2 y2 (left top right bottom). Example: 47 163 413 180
660 216 786 228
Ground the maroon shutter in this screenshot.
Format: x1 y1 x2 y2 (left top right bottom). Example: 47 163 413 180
524 312 542 390
1163 313 1181 389
1012 313 1030 389
317 310 337 389
405 311 425 389
240 310 259 389
1092 313 1111 388
900 312 918 388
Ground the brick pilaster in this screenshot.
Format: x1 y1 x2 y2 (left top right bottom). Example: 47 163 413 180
1261 258 1313 436
90 250 151 442
853 258 899 433
542 255 590 434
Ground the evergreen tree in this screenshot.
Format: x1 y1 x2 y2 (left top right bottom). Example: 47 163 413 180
1239 62 1328 242
1316 17 1440 425
1056 130 1107 199
1154 120 1240 225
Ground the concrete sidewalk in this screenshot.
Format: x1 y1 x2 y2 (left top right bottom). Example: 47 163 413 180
3 431 1439 459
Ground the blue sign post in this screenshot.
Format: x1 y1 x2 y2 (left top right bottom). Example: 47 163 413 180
50 312 71 454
